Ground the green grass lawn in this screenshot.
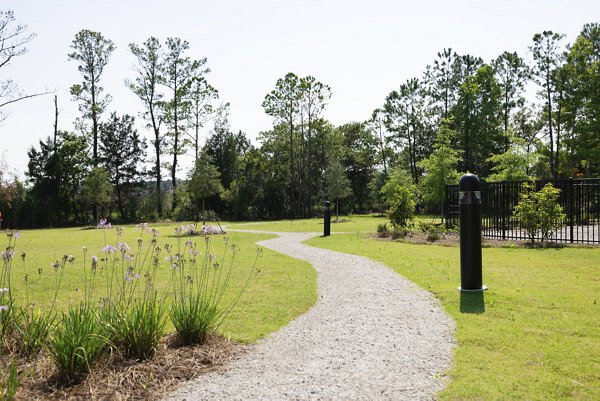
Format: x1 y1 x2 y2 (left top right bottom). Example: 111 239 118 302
3 223 317 343
227 213 391 233
305 232 600 400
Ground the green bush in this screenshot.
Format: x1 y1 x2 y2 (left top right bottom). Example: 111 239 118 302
427 231 441 242
387 192 415 229
376 223 389 238
381 168 417 229
512 183 566 243
390 227 409 240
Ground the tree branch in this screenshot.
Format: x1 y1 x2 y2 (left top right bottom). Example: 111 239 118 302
0 90 51 108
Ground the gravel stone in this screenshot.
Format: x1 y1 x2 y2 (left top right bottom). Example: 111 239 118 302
164 231 455 400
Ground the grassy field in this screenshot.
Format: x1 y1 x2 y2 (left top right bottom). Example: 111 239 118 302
227 213 399 233
3 222 317 343
304 232 600 400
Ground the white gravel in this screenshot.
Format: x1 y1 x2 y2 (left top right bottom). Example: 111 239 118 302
164 231 455 400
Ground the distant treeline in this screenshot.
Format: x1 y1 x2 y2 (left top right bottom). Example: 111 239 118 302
1 10 599 228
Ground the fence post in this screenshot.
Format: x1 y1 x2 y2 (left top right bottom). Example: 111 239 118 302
502 181 506 240
569 177 574 243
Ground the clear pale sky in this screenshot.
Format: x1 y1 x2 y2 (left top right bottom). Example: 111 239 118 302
1 0 599 179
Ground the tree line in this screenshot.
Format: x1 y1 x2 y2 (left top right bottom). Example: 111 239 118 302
0 9 599 228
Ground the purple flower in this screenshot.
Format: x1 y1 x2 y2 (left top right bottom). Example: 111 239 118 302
118 242 130 253
0 305 8 312
1 251 15 261
101 245 117 253
14 231 21 239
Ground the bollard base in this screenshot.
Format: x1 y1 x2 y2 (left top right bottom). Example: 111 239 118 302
458 285 488 292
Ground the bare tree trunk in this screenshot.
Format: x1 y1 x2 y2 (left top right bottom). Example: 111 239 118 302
53 95 59 151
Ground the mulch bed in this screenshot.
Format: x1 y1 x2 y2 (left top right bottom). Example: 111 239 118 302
3 334 246 400
372 231 581 248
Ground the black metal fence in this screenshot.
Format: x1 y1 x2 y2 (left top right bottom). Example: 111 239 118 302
445 178 600 244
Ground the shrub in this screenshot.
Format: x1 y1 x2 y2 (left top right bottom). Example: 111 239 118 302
427 231 441 242
387 193 415 229
381 168 417 229
418 221 443 242
512 183 566 243
376 223 389 238
390 227 409 240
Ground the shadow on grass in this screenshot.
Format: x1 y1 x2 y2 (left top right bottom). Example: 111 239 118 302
460 291 485 314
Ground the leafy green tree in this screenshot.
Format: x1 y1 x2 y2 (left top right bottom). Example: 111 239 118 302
127 37 165 217
512 183 566 243
80 167 112 221
530 30 566 178
418 123 461 219
454 64 503 176
338 122 378 212
188 152 223 220
26 132 89 226
162 37 208 213
298 75 332 216
262 73 333 217
424 48 461 118
186 76 222 161
492 51 530 138
203 117 251 189
369 109 391 176
99 112 147 220
380 167 417 229
68 29 115 164
486 132 537 182
262 73 301 216
324 157 352 221
384 78 433 184
563 23 600 176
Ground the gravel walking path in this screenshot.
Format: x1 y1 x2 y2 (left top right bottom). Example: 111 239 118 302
165 231 455 400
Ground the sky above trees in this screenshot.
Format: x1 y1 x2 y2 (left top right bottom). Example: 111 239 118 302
2 0 599 177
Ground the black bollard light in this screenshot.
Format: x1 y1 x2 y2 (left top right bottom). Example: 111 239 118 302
459 174 487 291
324 200 331 237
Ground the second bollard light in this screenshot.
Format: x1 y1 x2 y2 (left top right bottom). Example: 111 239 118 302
458 174 487 291
324 200 331 237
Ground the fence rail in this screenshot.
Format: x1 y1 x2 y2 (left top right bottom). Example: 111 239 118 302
445 178 600 244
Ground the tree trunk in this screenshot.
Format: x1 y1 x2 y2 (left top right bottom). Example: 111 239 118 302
53 95 59 151
546 73 555 178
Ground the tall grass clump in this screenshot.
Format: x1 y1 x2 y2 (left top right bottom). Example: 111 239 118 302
98 223 167 361
169 227 259 345
0 232 19 351
0 360 19 401
47 303 108 384
12 245 60 358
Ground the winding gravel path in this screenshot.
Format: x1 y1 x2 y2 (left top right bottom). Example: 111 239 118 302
165 231 455 400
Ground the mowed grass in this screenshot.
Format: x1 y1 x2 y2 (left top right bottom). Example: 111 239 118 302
228 214 389 233
304 233 600 400
5 223 317 343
